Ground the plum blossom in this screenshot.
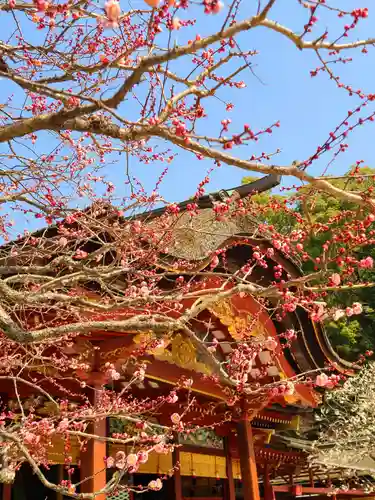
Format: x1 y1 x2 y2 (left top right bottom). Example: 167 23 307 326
126 454 138 467
144 0 160 7
330 273 341 286
210 255 219 269
207 338 218 353
170 413 180 424
284 381 295 396
148 478 163 491
115 451 126 469
212 1 224 13
134 365 146 381
352 302 363 315
57 418 69 432
346 307 354 317
250 368 261 379
74 249 88 260
315 373 329 387
171 17 181 30
166 391 178 404
23 432 40 445
204 0 224 14
58 236 68 247
132 220 142 233
34 0 48 11
154 443 166 454
333 309 345 321
359 256 374 269
264 337 278 351
284 329 297 341
182 378 193 388
104 0 121 27
311 303 327 322
105 363 120 380
137 451 149 464
106 457 115 468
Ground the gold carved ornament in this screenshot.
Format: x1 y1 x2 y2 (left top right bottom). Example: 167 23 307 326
208 299 266 340
132 332 211 375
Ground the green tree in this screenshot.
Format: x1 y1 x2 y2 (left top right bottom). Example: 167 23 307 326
243 168 375 361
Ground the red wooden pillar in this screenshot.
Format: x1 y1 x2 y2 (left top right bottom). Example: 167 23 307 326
172 443 182 500
80 382 107 500
2 484 11 500
236 419 260 500
224 437 235 500
264 465 276 500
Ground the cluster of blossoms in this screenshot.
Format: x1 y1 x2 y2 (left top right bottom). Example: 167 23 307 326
107 450 150 471
351 8 369 19
2 0 375 494
227 336 279 385
315 373 341 389
102 0 223 30
333 303 363 320
203 0 224 15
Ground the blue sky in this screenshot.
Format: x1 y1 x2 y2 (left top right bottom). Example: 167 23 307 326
112 0 375 199
1 0 375 235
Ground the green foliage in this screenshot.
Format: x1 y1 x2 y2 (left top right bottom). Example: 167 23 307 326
242 176 298 233
243 168 375 361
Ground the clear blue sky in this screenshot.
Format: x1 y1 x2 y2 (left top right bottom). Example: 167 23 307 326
1 0 374 235
108 0 375 199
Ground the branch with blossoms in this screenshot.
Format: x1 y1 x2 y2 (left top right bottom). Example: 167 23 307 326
0 0 375 496
0 194 372 344
0 329 322 498
0 0 374 227
0 193 360 496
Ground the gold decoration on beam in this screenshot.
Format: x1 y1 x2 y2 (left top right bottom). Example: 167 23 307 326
208 299 265 340
133 333 211 375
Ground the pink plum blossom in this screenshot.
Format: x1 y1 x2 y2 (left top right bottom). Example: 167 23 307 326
166 391 178 404
333 309 345 321
212 1 224 13
359 256 374 269
137 451 149 464
104 0 121 27
315 373 329 387
170 413 180 424
126 454 138 467
346 307 354 317
144 0 160 7
264 337 278 351
115 451 126 469
352 302 363 315
330 273 341 286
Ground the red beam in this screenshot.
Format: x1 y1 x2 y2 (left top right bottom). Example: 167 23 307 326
273 486 374 497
